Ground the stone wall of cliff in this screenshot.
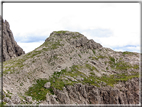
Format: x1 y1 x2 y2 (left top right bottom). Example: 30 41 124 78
0 16 25 61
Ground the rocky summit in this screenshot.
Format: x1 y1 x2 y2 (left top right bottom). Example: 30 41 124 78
0 16 25 62
2 30 140 105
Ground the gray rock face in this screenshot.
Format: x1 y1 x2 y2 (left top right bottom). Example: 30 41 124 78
54 88 71 104
48 31 102 50
46 93 59 104
71 38 102 49
0 16 2 62
0 16 25 61
50 77 139 104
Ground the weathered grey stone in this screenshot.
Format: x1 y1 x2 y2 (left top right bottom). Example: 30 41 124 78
46 93 58 104
49 95 59 104
46 93 51 104
0 17 25 61
70 36 102 50
76 76 84 81
66 76 77 81
52 78 139 104
44 82 51 89
26 96 32 103
11 94 21 104
54 89 70 104
3 97 12 104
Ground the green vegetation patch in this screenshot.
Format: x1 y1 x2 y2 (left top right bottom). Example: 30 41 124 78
78 54 82 58
25 79 53 101
3 40 64 73
51 40 64 49
25 65 85 101
0 102 6 106
109 56 115 63
100 71 139 87
3 49 43 74
54 31 68 34
115 61 132 70
83 72 100 87
84 71 139 87
89 55 106 60
85 64 99 72
97 55 106 59
53 31 82 39
26 50 42 59
122 51 136 55
72 35 81 39
41 40 64 50
26 63 139 101
4 90 12 99
92 50 96 55
133 64 139 69
3 58 25 74
49 65 86 90
108 57 139 70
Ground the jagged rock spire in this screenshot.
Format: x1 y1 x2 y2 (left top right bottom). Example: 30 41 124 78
0 16 25 61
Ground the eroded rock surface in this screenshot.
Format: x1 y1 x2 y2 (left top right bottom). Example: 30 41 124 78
49 77 139 104
0 16 25 61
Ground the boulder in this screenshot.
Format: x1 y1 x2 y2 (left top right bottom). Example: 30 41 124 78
26 96 32 103
44 82 51 89
3 97 12 104
11 94 21 104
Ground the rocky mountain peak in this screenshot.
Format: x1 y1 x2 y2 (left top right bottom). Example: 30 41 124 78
44 30 102 50
49 30 84 38
0 17 25 61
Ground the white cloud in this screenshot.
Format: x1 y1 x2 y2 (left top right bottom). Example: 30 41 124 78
96 34 140 48
3 3 140 53
114 49 125 52
126 46 140 53
17 41 44 53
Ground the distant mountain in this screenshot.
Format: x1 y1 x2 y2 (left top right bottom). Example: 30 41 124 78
0 16 25 62
2 30 140 105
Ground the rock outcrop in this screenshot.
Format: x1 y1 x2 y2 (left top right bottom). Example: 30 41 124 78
0 16 2 62
50 77 139 104
49 31 102 50
0 16 25 61
2 30 140 105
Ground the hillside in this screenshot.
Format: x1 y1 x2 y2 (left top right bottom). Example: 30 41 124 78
3 31 140 105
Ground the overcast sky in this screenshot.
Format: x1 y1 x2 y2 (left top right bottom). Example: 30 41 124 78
3 3 140 53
